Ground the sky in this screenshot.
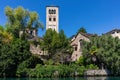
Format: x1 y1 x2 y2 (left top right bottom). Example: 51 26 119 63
0 0 120 37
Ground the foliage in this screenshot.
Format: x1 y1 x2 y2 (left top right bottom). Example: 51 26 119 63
0 25 13 43
76 56 84 66
0 6 44 77
43 59 54 65
82 35 120 75
77 27 87 33
90 46 97 55
86 64 98 69
17 64 98 78
0 38 31 77
16 55 43 77
40 29 73 64
5 6 43 38
41 29 72 54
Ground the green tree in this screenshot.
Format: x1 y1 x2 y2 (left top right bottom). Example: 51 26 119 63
82 35 120 75
16 55 43 77
76 56 84 66
0 25 13 43
5 6 43 38
40 29 73 64
90 46 97 55
41 29 72 55
59 30 73 53
0 39 31 77
77 27 87 33
41 29 57 54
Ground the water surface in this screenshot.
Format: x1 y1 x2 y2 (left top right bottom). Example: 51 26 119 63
0 77 120 80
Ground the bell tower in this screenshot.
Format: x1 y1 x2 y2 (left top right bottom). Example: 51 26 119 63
46 6 59 32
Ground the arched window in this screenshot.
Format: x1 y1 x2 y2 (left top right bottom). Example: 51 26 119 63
79 39 83 46
75 46 77 51
49 9 56 14
52 9 54 14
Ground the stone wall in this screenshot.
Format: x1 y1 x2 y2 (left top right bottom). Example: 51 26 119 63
71 33 90 61
84 69 111 76
30 44 43 55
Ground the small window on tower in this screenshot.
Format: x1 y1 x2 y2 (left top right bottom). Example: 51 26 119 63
53 18 56 21
49 18 51 21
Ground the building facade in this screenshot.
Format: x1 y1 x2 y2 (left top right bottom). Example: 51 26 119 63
46 6 59 32
106 29 120 39
71 33 93 61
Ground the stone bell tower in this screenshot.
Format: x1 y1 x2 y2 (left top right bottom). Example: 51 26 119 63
46 6 59 32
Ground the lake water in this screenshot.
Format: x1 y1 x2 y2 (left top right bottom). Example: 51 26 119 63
0 77 120 80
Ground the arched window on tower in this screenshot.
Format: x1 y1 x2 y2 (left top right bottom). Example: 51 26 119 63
54 9 56 14
52 9 54 14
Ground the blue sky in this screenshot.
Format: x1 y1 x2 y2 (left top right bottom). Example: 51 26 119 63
0 0 120 37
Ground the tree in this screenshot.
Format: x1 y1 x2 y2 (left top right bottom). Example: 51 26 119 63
77 27 87 33
0 39 31 77
59 30 73 53
16 55 43 77
5 6 43 38
82 35 120 75
76 56 85 66
40 29 73 64
90 46 97 55
0 25 13 43
41 29 72 55
41 29 57 54
59 30 68 48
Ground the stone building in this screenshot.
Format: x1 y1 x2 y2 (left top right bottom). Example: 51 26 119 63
105 29 120 39
46 6 59 32
19 28 37 40
19 28 46 56
70 32 93 61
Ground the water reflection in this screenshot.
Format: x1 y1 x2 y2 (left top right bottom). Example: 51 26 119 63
0 77 120 80
85 77 107 80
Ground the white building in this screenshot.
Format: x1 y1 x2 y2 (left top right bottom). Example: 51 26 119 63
106 29 120 39
46 6 59 32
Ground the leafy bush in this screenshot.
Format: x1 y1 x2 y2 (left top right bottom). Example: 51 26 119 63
0 39 31 77
20 64 98 78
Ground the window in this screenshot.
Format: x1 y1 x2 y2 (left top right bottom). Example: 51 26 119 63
53 10 56 14
75 46 77 51
79 39 83 45
49 9 56 14
53 18 56 21
52 10 54 14
49 18 51 21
